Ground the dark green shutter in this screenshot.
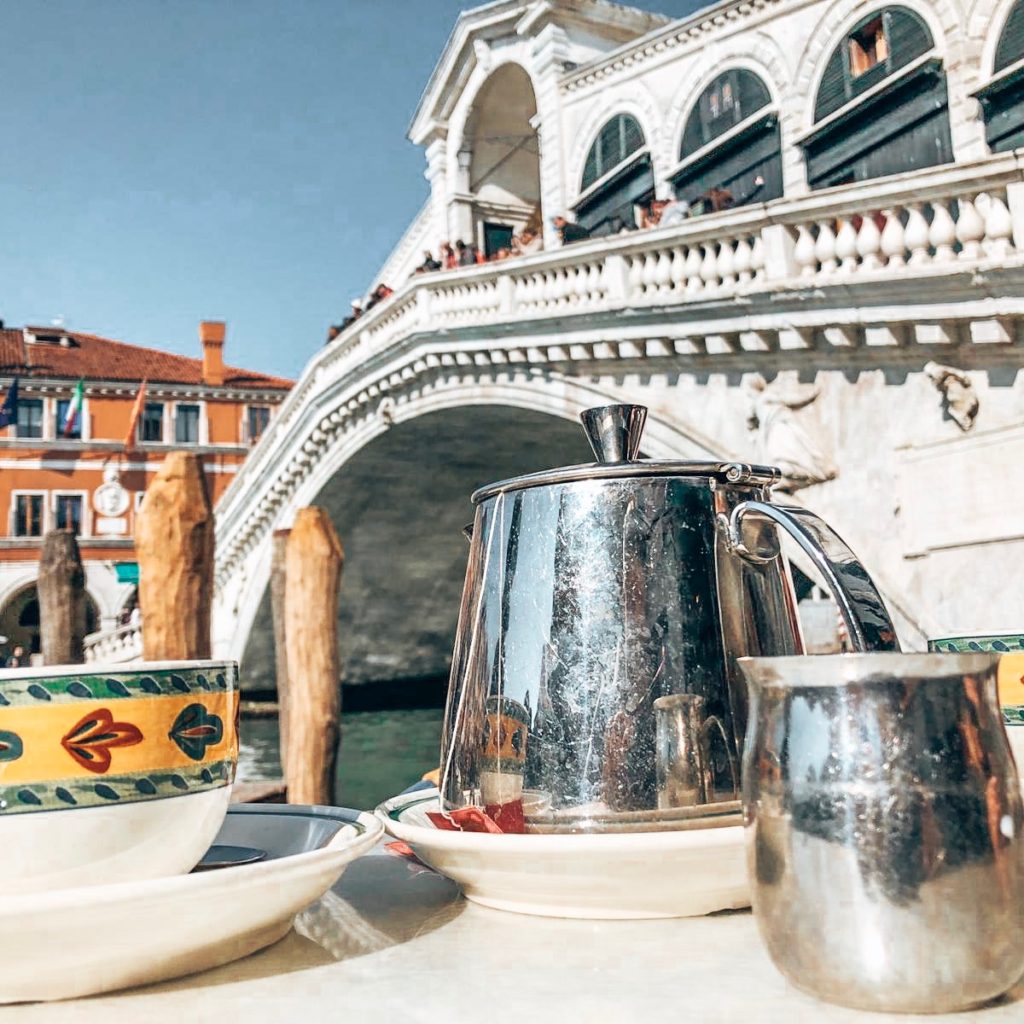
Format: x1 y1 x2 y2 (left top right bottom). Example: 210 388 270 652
813 6 934 122
581 115 646 191
995 0 1024 72
680 69 772 157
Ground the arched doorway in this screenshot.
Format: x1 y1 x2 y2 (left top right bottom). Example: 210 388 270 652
0 583 98 662
803 7 953 188
457 64 542 257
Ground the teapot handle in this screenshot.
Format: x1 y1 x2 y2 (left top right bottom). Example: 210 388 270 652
727 500 901 652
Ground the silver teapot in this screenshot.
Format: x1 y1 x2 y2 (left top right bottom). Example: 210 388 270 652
439 404 900 833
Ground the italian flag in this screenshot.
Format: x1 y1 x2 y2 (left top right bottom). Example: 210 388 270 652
62 378 85 437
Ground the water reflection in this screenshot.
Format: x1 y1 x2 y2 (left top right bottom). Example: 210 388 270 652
237 707 444 809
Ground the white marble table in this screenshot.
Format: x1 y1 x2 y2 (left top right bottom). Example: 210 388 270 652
8 845 1024 1024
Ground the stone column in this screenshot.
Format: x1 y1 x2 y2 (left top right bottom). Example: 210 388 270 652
530 23 571 249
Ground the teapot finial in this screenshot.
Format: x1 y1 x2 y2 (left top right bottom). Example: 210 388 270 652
580 404 647 464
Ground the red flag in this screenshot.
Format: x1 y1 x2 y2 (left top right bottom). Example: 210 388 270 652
124 380 147 451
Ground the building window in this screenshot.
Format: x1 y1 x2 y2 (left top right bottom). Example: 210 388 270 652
848 17 889 78
16 399 44 439
54 494 84 536
247 405 271 443
13 494 45 537
140 403 164 443
805 7 950 189
55 398 82 440
175 404 200 444
576 114 653 236
674 68 781 213
979 0 1024 153
581 114 646 191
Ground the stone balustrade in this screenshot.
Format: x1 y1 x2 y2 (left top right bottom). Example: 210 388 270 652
215 152 1024 578
84 622 142 665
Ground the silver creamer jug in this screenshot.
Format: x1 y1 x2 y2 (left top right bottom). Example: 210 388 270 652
439 404 900 833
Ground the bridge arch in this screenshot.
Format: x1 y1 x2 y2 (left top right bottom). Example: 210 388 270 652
223 371 726 680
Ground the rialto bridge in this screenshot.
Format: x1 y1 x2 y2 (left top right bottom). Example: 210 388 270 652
207 0 1024 689
211 151 1024 687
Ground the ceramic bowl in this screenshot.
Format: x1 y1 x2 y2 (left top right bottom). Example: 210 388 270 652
0 660 239 892
928 633 1024 726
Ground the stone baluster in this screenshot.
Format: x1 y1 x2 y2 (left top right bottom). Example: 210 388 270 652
641 252 659 299
956 194 985 261
655 249 673 296
856 212 883 271
717 239 737 290
793 223 817 276
834 217 858 273
904 204 931 265
749 234 766 281
684 245 703 293
587 262 604 303
670 247 686 291
929 200 957 263
733 236 752 284
700 243 719 291
879 208 906 268
815 220 839 275
627 255 644 299
540 270 557 305
981 191 1014 258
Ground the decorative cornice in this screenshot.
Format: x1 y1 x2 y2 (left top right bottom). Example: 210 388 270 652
0 375 288 404
561 0 782 94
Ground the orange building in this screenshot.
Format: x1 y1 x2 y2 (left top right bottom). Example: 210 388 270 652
0 320 292 660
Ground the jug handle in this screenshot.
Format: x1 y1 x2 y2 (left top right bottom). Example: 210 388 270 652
726 500 901 652
701 714 739 800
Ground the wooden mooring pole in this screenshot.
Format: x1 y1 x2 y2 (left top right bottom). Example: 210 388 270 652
284 507 344 806
38 529 87 665
135 452 214 660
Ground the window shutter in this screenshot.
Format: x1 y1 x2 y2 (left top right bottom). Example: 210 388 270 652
886 8 932 74
682 70 772 157
736 69 771 120
622 116 644 155
996 0 1024 72
815 47 849 120
582 114 647 189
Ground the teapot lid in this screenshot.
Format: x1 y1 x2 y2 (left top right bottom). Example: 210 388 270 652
471 404 780 504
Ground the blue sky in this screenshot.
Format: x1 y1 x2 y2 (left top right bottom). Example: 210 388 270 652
1 0 705 379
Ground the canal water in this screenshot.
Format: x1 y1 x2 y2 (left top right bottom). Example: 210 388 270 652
237 707 444 811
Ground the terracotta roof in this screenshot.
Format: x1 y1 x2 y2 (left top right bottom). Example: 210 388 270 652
0 327 293 391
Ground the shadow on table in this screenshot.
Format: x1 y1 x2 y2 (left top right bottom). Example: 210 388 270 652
107 852 463 999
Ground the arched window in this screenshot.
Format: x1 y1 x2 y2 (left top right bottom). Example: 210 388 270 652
574 114 654 236
670 69 782 214
804 7 952 189
979 0 1024 152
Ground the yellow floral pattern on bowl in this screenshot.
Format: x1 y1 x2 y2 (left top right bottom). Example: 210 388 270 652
0 666 238 815
929 636 1024 726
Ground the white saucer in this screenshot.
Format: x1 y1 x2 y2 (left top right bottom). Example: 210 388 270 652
0 803 383 1003
377 787 749 919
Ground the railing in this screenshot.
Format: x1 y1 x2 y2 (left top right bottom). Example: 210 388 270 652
216 151 1024 543
84 622 142 665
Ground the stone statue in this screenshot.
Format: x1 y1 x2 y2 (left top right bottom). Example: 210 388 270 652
924 362 979 432
746 375 837 493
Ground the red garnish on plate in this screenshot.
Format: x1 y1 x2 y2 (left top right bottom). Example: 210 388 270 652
426 806 504 833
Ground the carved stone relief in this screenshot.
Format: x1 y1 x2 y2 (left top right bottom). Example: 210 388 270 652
924 361 979 432
745 374 837 493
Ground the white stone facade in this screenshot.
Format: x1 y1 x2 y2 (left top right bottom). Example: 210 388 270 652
212 0 1024 677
